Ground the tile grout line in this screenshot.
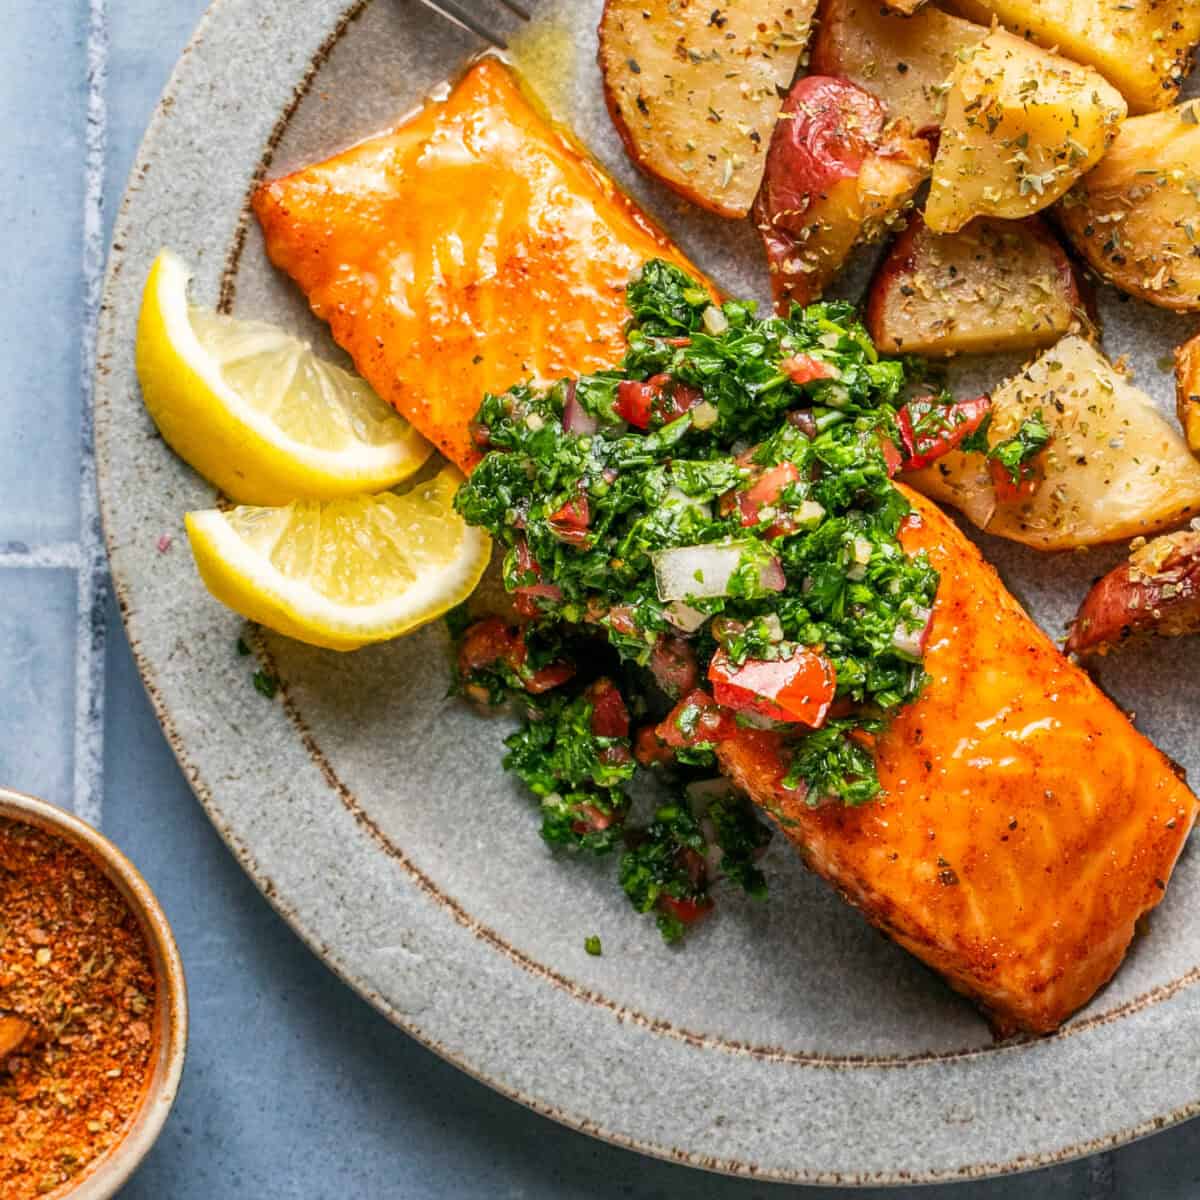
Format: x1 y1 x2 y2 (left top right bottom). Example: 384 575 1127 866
74 0 110 829
0 543 83 570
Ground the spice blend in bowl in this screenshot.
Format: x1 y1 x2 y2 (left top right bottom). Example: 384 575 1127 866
0 794 185 1200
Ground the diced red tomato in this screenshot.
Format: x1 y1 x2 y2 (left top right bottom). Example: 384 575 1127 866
736 462 801 531
457 617 518 676
615 374 702 429
522 662 576 694
879 434 904 479
656 688 737 749
649 636 700 698
896 394 992 472
585 678 631 739
547 494 590 546
571 802 616 837
599 744 634 767
707 646 836 728
657 893 713 927
781 353 838 385
457 617 575 695
615 380 658 429
990 458 1042 503
511 538 563 618
634 724 675 768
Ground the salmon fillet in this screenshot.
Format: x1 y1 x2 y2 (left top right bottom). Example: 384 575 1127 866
719 486 1198 1035
253 58 708 473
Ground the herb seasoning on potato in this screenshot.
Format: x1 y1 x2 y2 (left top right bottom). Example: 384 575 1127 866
949 0 1200 114
866 212 1084 357
1057 100 1200 313
926 29 1126 233
598 0 817 219
0 820 157 1200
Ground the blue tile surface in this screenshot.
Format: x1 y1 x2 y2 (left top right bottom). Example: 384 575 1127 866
0 0 1194 1195
0 1 88 544
0 568 77 805
103 0 202 248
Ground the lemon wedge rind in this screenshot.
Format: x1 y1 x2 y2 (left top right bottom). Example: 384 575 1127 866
184 468 491 652
137 249 431 505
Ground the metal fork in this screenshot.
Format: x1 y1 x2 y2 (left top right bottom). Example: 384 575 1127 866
412 0 531 49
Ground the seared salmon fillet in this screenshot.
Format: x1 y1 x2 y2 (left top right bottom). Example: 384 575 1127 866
253 58 707 472
719 486 1197 1035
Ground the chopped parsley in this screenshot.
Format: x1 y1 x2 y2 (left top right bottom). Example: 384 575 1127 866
959 408 1052 481
619 803 711 944
584 935 603 956
989 409 1051 483
252 669 278 699
454 261 942 941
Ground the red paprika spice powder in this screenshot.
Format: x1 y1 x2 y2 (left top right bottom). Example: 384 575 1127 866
0 818 157 1198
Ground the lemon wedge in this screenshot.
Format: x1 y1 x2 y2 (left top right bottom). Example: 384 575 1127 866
184 467 491 650
136 249 432 505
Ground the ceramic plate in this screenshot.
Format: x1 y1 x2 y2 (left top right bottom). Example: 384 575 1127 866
95 0 1200 1183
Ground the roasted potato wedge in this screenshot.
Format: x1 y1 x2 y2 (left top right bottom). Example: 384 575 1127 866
754 76 930 311
810 0 986 133
1056 101 1200 313
907 335 1200 549
865 213 1083 357
1066 530 1200 657
948 0 1200 114
881 0 926 12
1178 333 1200 455
598 0 816 219
925 30 1126 235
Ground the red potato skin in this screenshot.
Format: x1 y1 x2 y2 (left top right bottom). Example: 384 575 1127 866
1066 531 1200 657
865 212 1086 357
754 76 929 312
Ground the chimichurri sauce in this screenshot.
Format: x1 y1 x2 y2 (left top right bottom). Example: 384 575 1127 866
452 261 944 942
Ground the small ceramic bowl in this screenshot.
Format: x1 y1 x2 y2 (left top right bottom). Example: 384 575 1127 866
0 787 188 1199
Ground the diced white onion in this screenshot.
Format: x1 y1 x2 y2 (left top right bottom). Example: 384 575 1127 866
664 600 710 633
525 412 545 431
653 543 786 602
703 305 730 335
759 557 786 593
762 613 784 642
892 605 934 660
691 401 719 430
795 500 826 528
852 536 873 565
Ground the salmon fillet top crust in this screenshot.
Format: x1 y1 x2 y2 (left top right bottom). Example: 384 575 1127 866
719 486 1198 1035
253 58 708 473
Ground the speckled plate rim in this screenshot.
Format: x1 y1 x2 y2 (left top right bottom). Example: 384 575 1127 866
93 0 1200 1184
